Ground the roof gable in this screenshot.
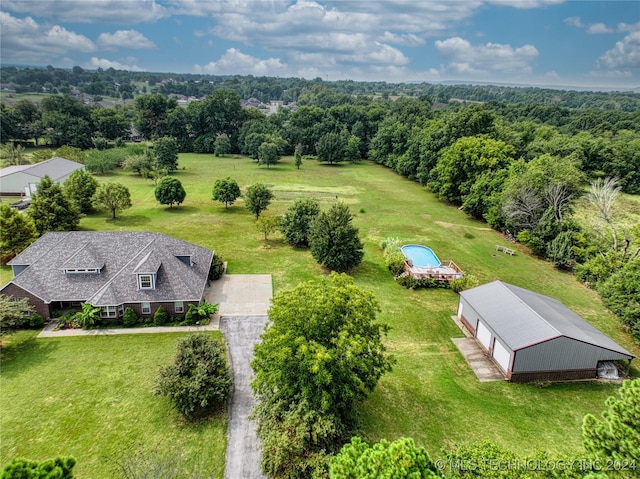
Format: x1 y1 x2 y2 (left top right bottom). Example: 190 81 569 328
4 231 213 306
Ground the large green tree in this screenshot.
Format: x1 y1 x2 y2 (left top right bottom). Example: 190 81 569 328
0 204 38 264
428 135 515 205
244 183 274 218
155 333 231 420
28 175 80 235
153 136 179 172
155 176 186 208
212 177 241 208
257 141 280 168
252 273 394 478
317 132 346 164
63 168 99 214
330 437 442 479
597 257 640 340
583 378 640 466
309 202 364 272
252 272 393 426
280 198 320 247
93 182 132 219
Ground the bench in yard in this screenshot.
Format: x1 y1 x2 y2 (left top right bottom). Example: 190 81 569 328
495 245 515 256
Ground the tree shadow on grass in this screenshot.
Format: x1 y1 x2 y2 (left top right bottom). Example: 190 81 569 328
159 205 199 214
104 214 152 227
0 332 58 375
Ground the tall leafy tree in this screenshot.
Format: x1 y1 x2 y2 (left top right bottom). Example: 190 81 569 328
153 136 179 171
597 257 640 340
257 141 280 168
212 177 241 208
63 169 99 214
317 132 346 164
213 133 231 157
135 93 177 139
93 182 132 219
155 176 186 208
244 183 274 218
280 198 320 247
309 202 364 272
583 378 640 465
252 273 394 477
40 95 94 149
0 205 38 264
28 175 80 235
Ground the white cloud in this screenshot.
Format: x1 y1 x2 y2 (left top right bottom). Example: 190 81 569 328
379 31 425 46
618 22 640 33
0 12 95 63
487 0 564 8
564 17 583 28
2 0 169 24
587 23 613 34
597 31 640 69
435 36 539 74
86 57 144 71
194 48 289 75
97 30 156 50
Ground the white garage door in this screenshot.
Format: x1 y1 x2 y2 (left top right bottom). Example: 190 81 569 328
493 339 511 372
476 321 492 349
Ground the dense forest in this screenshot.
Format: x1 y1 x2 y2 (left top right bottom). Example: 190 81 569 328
1 65 639 340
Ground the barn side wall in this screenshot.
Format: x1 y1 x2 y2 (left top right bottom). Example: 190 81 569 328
458 297 481 334
513 337 632 373
509 368 597 383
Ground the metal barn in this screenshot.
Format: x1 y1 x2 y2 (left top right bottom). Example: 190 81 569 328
457 281 634 382
0 157 85 197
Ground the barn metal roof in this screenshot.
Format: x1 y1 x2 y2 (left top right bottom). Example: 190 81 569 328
0 157 84 182
460 280 634 358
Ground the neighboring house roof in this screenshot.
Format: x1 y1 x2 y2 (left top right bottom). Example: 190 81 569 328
460 280 634 358
0 157 84 183
4 231 213 307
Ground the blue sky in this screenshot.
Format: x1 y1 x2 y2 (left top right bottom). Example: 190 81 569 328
1 1 638 89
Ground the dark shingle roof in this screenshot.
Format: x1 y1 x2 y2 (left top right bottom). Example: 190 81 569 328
5 231 213 306
460 280 634 358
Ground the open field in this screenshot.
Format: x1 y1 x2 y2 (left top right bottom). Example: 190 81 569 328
0 330 227 478
2 154 639 475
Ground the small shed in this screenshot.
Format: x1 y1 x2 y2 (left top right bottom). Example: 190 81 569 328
0 157 85 197
457 281 634 382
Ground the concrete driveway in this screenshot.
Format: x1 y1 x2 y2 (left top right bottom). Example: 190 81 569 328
213 275 272 479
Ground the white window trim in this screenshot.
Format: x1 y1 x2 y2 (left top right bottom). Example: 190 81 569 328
141 302 151 314
175 301 184 313
138 274 154 290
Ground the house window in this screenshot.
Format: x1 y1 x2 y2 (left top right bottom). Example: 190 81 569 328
175 301 184 313
141 302 151 314
138 274 153 289
100 306 118 318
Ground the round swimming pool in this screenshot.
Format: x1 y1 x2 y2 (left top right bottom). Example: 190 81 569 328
401 244 441 268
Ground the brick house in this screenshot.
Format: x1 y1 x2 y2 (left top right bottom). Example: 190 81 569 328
0 231 213 320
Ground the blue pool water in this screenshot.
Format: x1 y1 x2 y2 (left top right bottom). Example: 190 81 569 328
401 245 441 268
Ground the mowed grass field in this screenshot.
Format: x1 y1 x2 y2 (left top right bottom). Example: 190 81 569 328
1 153 639 476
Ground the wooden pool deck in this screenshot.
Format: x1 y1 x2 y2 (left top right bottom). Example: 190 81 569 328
403 259 464 282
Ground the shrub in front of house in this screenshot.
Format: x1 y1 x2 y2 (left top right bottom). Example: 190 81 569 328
153 306 169 326
123 307 139 328
185 304 200 325
450 274 479 293
208 254 225 281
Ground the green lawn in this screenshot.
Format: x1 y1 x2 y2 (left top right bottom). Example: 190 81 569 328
2 154 639 474
0 331 227 478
